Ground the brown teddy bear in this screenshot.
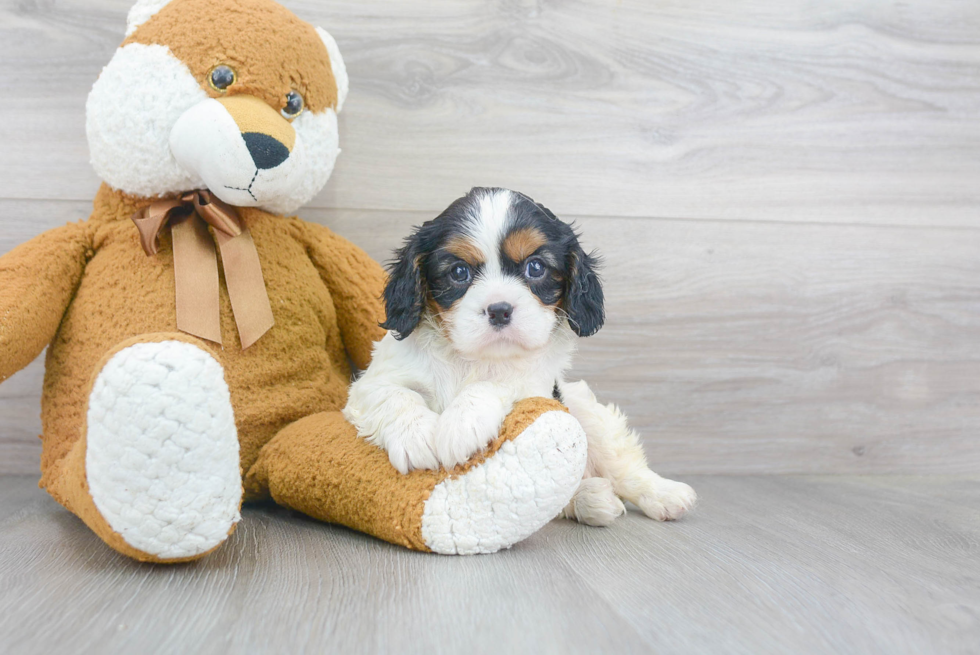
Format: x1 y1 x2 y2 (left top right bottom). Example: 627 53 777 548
0 0 587 562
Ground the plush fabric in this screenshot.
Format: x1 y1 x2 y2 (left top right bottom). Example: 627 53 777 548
125 0 339 113
249 398 580 553
0 0 587 562
45 333 242 564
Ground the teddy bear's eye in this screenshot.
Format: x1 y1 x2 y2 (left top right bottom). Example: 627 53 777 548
208 65 236 92
282 91 305 119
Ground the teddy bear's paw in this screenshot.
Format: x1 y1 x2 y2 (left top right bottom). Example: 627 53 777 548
85 340 242 560
420 408 588 555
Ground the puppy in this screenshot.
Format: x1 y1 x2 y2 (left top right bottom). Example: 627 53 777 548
343 188 696 525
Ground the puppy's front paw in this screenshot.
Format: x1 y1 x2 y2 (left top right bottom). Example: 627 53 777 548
636 477 697 521
376 414 439 474
433 403 506 470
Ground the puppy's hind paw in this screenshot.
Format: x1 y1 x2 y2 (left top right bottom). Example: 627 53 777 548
636 478 697 521
562 477 626 527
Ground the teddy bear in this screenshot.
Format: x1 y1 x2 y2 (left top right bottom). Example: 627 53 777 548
0 0 588 562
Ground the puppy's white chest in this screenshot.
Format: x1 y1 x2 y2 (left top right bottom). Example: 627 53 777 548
426 358 557 413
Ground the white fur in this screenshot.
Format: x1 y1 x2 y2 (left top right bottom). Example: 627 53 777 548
87 43 208 198
421 410 587 554
86 341 242 560
559 477 626 527
450 274 558 359
467 188 514 254
88 23 343 213
560 380 697 521
344 188 697 526
345 323 575 473
316 27 349 112
168 98 277 205
167 99 339 212
260 108 340 215
125 0 172 36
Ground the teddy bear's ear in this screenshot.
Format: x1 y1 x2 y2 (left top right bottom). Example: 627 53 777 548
316 27 349 113
125 0 173 37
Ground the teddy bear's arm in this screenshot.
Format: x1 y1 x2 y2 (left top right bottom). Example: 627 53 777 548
0 222 92 383
301 220 386 371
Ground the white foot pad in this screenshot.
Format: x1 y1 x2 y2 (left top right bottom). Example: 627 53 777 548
86 341 242 560
421 410 588 555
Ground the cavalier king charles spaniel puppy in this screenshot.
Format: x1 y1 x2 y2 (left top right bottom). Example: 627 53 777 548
343 188 696 525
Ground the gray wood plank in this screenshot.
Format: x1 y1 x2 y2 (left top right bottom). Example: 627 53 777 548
0 476 653 655
3 202 979 475
0 0 978 225
0 364 42 475
547 475 980 655
0 474 977 654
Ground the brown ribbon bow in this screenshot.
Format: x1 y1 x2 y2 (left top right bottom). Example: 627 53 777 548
132 190 274 349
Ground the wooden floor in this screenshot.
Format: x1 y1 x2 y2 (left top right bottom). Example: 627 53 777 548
1 474 977 655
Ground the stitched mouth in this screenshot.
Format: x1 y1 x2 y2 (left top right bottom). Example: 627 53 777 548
224 169 259 202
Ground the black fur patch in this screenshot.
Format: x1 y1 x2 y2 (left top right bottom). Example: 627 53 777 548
380 195 478 339
426 251 480 310
563 245 604 337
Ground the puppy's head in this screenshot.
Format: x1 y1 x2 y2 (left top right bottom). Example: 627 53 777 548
382 188 604 359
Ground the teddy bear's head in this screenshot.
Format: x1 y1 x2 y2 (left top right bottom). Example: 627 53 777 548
86 0 348 214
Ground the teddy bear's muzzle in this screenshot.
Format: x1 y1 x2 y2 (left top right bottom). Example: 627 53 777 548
169 94 302 208
216 94 295 170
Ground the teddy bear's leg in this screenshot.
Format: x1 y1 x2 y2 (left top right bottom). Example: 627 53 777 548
246 398 587 555
45 334 242 563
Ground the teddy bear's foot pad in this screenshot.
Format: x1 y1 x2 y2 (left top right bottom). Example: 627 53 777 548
420 409 588 555
85 340 242 560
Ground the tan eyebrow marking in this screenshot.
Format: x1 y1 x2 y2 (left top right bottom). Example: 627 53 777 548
503 227 547 263
443 236 485 266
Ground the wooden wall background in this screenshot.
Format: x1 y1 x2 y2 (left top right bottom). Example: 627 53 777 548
1 0 978 475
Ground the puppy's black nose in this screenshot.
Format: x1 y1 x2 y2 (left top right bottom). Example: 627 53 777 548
242 132 290 169
487 302 513 328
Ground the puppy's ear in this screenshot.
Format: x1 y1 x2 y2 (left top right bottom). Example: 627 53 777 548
564 240 605 337
380 232 426 340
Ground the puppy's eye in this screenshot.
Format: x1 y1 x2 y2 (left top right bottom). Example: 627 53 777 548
282 90 305 119
449 263 471 284
524 258 546 279
208 65 236 92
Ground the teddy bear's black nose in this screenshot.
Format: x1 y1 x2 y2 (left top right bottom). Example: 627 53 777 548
242 132 290 170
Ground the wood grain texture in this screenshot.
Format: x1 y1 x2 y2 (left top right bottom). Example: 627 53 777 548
2 201 979 475
1 0 979 475
0 474 977 654
0 0 978 224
